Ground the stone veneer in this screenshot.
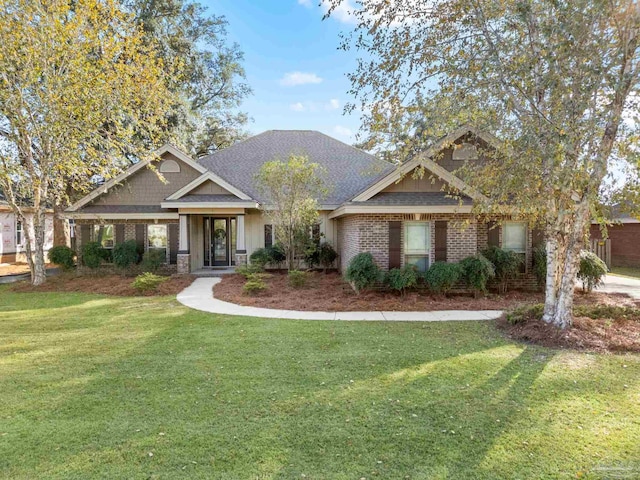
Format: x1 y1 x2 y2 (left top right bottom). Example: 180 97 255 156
177 253 191 274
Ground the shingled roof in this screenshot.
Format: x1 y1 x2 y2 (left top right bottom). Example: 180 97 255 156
198 130 393 205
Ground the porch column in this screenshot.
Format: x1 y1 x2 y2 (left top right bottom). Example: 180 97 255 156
235 214 247 266
177 214 191 274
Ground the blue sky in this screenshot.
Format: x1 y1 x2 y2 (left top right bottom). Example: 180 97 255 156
204 0 361 143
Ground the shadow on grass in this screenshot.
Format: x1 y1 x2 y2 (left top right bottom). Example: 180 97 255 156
1 291 636 479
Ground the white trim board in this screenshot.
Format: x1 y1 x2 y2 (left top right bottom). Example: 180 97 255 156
328 204 474 219
65 213 179 220
163 171 252 201
67 143 208 212
161 201 259 209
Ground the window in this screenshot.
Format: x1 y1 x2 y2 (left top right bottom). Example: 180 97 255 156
93 224 114 248
404 222 430 272
503 222 527 253
264 224 273 248
147 224 167 260
159 159 180 173
16 220 23 246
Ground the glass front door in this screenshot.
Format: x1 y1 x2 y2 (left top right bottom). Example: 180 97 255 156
204 217 233 267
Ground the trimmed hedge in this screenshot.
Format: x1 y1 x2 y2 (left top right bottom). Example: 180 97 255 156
345 253 381 293
424 261 462 295
48 245 76 270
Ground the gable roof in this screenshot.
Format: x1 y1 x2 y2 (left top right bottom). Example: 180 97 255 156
198 130 394 206
67 143 208 212
351 126 495 203
164 171 252 201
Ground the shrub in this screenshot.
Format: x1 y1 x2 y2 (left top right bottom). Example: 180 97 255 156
81 241 106 269
578 250 607 293
250 248 271 268
288 269 307 288
266 244 286 267
243 273 267 295
506 304 545 324
131 272 167 293
460 254 495 296
384 265 418 295
236 264 264 278
345 253 381 293
482 246 523 294
48 245 76 270
532 245 547 287
303 242 320 269
112 240 139 269
318 242 338 271
141 249 165 273
424 261 462 295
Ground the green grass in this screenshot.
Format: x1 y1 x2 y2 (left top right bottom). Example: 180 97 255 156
610 266 640 279
0 287 639 479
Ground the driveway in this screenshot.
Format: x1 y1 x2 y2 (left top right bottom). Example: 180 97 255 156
600 274 640 300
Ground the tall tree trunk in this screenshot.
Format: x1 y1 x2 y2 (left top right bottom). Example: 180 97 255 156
53 203 70 247
31 206 47 285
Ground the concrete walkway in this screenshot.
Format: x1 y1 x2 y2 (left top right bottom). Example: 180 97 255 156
176 277 504 321
601 274 640 300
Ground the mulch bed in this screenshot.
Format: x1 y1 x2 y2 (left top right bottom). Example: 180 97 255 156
12 273 196 297
216 271 544 311
497 314 640 353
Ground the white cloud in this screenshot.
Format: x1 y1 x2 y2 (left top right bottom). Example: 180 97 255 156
279 71 323 87
321 0 421 26
333 125 353 138
326 0 357 24
297 0 313 7
327 98 340 110
290 102 305 112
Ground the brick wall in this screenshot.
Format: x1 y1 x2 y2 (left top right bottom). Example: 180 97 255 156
590 223 640 268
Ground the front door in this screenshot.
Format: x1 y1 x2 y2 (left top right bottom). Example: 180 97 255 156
204 217 231 267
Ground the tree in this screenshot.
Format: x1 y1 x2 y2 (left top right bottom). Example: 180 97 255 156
255 155 329 271
0 0 174 285
125 0 252 157
326 0 640 328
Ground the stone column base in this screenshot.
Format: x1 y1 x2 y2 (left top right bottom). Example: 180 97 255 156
177 253 191 274
235 253 247 266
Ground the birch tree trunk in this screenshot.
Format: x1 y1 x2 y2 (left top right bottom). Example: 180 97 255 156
53 203 70 247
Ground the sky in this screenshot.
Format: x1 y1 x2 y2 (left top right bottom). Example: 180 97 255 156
203 0 362 144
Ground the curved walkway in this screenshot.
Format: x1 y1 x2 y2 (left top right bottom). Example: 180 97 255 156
176 277 504 321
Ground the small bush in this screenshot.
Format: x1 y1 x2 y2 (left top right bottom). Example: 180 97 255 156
112 240 139 269
250 248 272 268
141 249 165 273
482 246 523 294
532 245 547 287
424 261 462 295
506 304 545 324
303 243 320 269
243 273 267 295
266 244 286 267
288 269 307 288
578 250 607 293
236 264 264 278
460 254 496 296
81 241 106 269
345 253 381 293
384 265 418 295
131 272 167 292
48 245 76 270
318 242 338 271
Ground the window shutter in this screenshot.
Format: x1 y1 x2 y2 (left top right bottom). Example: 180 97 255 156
389 221 401 269
531 228 544 248
264 224 273 248
79 224 91 249
487 221 500 247
135 224 146 253
115 224 124 245
169 223 179 264
435 221 448 262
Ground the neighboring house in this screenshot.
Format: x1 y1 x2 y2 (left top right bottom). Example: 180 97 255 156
0 195 54 264
65 128 541 285
590 207 640 268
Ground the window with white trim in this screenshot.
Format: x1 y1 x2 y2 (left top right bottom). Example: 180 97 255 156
503 222 527 253
15 219 23 247
93 224 114 249
147 224 167 260
404 222 430 272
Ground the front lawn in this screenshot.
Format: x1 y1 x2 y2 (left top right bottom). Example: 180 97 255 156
0 287 638 479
